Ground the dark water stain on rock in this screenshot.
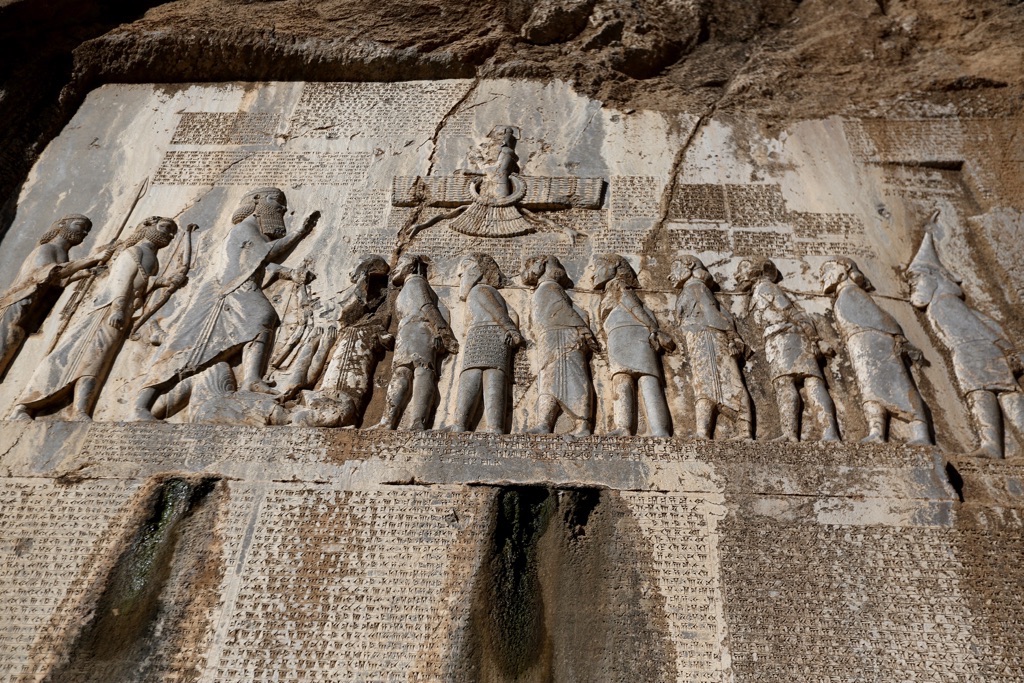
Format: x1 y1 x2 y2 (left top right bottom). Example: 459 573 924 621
457 485 675 682
44 476 220 683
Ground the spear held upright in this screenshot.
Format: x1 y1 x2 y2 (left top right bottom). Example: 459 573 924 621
130 222 199 339
47 177 150 352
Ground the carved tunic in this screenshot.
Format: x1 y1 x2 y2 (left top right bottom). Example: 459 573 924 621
393 274 442 370
676 279 747 411
531 280 592 419
926 292 1017 393
320 325 386 400
141 216 279 387
600 282 661 378
833 282 921 416
748 280 822 381
19 246 153 406
462 284 517 371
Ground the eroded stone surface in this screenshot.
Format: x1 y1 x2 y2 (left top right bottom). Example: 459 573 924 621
0 76 1023 680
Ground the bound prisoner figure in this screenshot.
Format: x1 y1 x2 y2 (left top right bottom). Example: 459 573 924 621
523 254 597 435
288 256 394 428
671 255 753 440
736 257 840 442
449 253 525 433
907 224 1024 457
10 217 180 421
0 214 114 381
130 187 317 421
821 257 931 445
374 254 457 430
592 253 674 437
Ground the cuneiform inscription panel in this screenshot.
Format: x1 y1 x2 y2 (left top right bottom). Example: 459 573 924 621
291 81 473 138
0 478 142 681
171 113 279 145
204 485 487 682
153 151 371 186
720 501 991 682
623 492 725 682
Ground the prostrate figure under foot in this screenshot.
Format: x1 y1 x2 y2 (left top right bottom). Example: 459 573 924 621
130 187 316 421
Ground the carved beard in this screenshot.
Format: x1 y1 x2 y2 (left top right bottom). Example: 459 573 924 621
254 200 286 239
60 225 88 245
146 226 175 247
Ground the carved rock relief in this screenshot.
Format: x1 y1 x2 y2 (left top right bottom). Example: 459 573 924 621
0 81 1020 459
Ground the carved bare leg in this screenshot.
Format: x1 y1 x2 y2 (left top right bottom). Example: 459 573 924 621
609 373 635 436
695 397 715 440
376 365 412 430
906 420 932 446
861 401 887 443
451 369 483 432
773 377 801 442
733 389 754 441
639 374 671 438
805 376 840 442
527 394 560 434
481 368 507 434
571 414 592 436
131 386 159 421
999 390 1024 444
241 331 276 394
406 366 436 431
69 377 98 421
968 390 1003 458
905 390 932 446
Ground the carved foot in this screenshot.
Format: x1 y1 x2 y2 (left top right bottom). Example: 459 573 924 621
526 425 552 435
445 424 467 433
8 405 31 421
771 434 799 443
969 444 1004 459
820 430 841 443
571 424 592 437
67 411 93 423
479 426 505 435
129 408 158 422
607 427 631 437
246 380 278 394
647 428 671 438
860 432 886 444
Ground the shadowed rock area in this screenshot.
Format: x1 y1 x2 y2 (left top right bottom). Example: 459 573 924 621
42 477 222 682
459 486 676 682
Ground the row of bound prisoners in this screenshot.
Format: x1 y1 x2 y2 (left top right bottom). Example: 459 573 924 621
1 189 1020 458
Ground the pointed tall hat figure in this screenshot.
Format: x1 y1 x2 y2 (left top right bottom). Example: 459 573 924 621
907 210 961 286
905 208 1024 458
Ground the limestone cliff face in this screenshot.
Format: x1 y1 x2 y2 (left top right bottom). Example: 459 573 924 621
1 0 1022 225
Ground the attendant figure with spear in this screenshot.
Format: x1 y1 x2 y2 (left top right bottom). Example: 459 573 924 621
10 217 185 421
0 214 114 381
